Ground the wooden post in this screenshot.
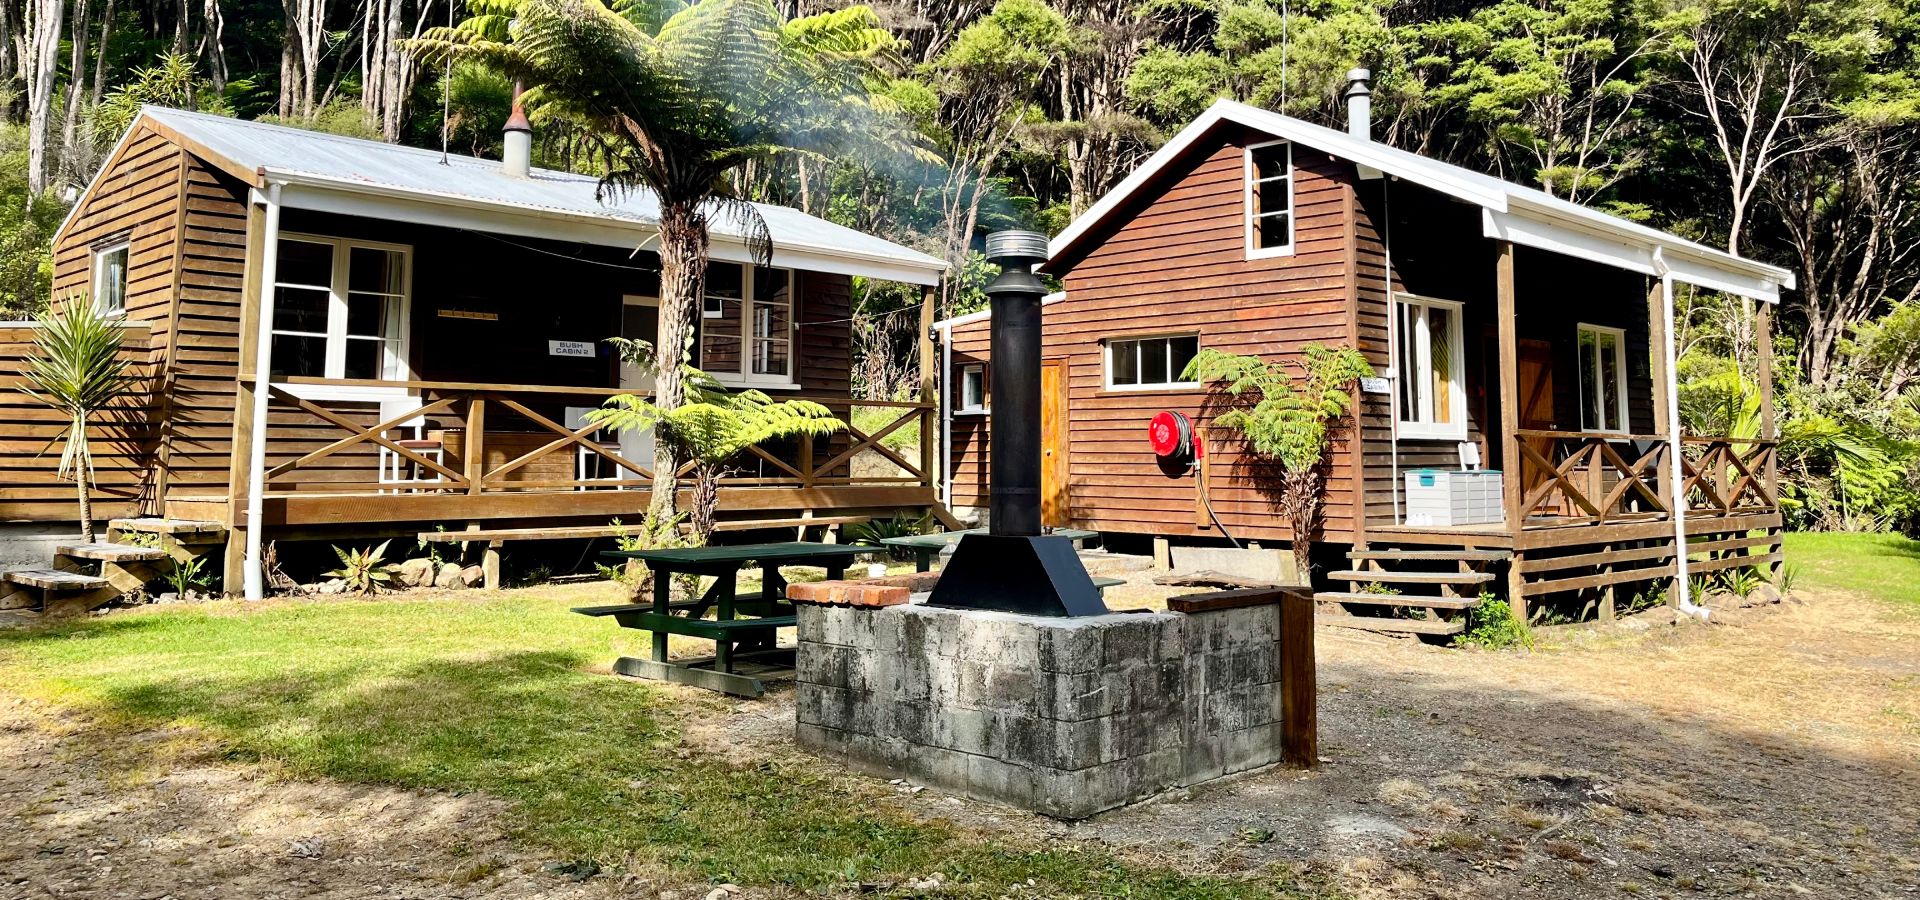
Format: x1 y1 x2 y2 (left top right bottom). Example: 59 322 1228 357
222 200 269 592
918 283 938 495
1278 587 1318 768
1494 241 1526 624
464 396 487 495
1755 302 1777 490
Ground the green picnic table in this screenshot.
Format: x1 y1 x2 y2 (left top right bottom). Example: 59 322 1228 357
881 527 1100 572
574 542 856 697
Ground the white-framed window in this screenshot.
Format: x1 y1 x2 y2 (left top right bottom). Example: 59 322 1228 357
1395 293 1466 439
1245 140 1294 259
1106 334 1201 390
269 234 412 383
958 364 986 413
91 239 130 317
697 261 795 386
1577 322 1629 433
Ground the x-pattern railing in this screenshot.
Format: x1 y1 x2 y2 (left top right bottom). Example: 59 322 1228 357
1680 437 1777 515
1515 430 1669 526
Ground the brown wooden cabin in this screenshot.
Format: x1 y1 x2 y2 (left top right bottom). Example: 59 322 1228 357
20 106 948 594
939 94 1792 628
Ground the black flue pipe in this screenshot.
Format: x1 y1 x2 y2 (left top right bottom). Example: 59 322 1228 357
984 230 1049 538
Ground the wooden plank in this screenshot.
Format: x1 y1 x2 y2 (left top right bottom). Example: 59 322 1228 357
1312 591 1482 610
1316 613 1464 636
1689 551 1781 575
1350 548 1511 562
1517 542 1674 575
1524 561 1676 596
1278 590 1317 768
262 485 937 527
1327 570 1494 585
1165 586 1298 613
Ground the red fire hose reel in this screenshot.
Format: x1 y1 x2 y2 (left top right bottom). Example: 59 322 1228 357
1149 410 1198 462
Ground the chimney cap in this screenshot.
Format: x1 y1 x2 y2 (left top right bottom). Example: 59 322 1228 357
1344 68 1372 98
505 108 532 134
985 229 1049 266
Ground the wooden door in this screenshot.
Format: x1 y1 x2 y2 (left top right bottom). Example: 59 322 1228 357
1516 339 1556 505
1041 359 1069 527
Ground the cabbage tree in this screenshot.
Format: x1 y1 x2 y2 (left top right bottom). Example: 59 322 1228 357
23 299 133 543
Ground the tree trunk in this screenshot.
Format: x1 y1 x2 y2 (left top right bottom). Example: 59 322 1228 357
89 0 114 106
59 0 90 185
73 415 95 543
1283 468 1319 585
649 200 710 520
690 464 720 545
22 0 63 194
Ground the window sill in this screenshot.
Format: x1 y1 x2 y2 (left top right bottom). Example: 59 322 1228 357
954 409 989 417
1098 384 1203 397
711 377 802 391
1396 429 1469 442
272 381 417 403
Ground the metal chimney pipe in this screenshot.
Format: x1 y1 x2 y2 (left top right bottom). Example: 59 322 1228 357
1344 68 1372 141
503 80 533 178
984 229 1049 538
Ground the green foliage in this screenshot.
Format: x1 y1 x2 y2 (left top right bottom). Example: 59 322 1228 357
1183 344 1373 474
1455 596 1533 650
590 367 846 469
1775 562 1801 594
1720 566 1764 600
0 126 64 319
259 98 383 139
90 54 231 145
163 556 213 597
845 511 933 559
23 299 135 542
327 541 397 595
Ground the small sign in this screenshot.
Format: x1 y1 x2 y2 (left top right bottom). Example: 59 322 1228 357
438 308 498 321
548 340 596 358
1360 376 1391 395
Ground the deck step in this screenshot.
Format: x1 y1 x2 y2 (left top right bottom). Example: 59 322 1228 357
55 542 167 562
1317 613 1465 636
1314 591 1482 610
3 568 111 591
1348 549 1512 563
108 518 227 537
1329 569 1495 585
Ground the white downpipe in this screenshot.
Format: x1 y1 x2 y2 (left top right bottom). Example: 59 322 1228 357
243 182 285 601
1658 269 1705 620
940 324 954 509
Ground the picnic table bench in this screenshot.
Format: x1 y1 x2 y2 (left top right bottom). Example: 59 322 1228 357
575 542 856 697
880 527 1100 572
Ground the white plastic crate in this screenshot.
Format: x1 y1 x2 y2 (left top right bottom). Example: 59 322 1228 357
1404 469 1504 526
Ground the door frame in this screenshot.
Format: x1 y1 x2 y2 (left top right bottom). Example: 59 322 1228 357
1041 357 1069 528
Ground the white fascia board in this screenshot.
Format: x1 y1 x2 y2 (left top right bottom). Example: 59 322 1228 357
272 173 945 285
933 292 1064 330
1482 208 1658 277
1660 252 1782 304
1506 195 1791 301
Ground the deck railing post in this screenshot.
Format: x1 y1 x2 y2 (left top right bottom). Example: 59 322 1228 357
919 404 936 489
800 431 815 488
465 395 487 495
1494 241 1525 622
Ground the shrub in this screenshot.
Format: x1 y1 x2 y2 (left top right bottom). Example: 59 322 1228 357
326 541 395 595
1456 595 1533 651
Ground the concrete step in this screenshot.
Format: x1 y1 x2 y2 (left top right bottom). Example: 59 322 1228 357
4 568 111 591
1317 613 1465 636
55 542 167 563
1349 549 1511 563
1329 569 1495 585
1314 591 1482 610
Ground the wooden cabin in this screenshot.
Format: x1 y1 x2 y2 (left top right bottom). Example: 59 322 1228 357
17 106 947 596
938 91 1791 630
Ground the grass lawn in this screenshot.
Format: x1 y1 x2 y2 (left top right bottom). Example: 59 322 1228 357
0 589 1328 899
1783 531 1920 609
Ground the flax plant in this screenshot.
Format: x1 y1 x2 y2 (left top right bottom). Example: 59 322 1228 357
23 298 133 543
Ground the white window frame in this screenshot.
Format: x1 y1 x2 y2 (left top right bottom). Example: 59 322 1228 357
1395 293 1467 440
91 238 131 317
1104 333 1202 392
699 263 797 388
1577 322 1630 434
1244 139 1295 260
269 233 414 398
958 364 986 414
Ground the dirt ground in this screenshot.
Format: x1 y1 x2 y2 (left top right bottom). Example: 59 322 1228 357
3 581 1917 899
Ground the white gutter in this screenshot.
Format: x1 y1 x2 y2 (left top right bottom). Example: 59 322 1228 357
1654 257 1705 620
242 181 285 601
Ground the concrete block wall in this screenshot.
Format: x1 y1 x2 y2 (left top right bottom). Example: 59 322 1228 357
795 602 1295 819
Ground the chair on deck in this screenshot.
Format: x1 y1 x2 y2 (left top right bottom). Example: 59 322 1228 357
377 396 446 493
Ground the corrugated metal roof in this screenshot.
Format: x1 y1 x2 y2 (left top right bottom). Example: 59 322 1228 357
1047 99 1793 301
139 106 947 281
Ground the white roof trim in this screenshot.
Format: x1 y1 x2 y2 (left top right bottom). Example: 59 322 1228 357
1049 98 1793 303
933 292 1065 330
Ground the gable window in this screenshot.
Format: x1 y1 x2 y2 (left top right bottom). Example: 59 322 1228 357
269 235 411 382
1107 334 1200 390
958 364 986 413
1245 140 1294 258
697 261 795 386
91 239 130 316
1577 323 1629 433
1395 294 1465 439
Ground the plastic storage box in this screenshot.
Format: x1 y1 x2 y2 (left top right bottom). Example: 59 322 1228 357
1404 469 1504 526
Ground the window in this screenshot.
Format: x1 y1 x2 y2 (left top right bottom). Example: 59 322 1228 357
697 261 795 385
269 235 411 382
1395 294 1465 439
1106 334 1200 390
1577 323 1629 433
959 364 986 413
91 240 130 316
1245 141 1294 258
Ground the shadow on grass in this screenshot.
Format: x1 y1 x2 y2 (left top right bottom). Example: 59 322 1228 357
0 617 1324 899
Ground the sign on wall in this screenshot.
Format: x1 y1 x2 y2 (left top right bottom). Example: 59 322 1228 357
548 340 596 359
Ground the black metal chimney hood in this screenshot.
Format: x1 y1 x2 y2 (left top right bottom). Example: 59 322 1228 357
926 231 1109 617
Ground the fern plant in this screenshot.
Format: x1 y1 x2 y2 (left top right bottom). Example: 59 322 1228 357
591 363 844 542
327 541 396 595
1183 344 1372 580
846 511 932 560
